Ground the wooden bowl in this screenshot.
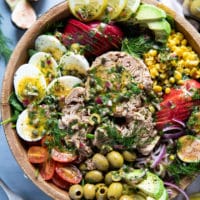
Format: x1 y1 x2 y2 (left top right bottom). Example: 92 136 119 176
1 1 200 200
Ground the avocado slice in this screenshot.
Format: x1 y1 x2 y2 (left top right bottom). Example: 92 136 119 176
135 4 166 22
177 135 200 163
136 171 165 199
159 188 169 200
147 19 171 43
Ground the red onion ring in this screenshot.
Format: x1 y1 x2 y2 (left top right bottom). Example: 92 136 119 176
151 145 166 168
163 131 185 139
163 126 183 133
172 118 186 128
164 182 189 200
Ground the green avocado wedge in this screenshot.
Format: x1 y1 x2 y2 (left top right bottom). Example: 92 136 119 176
135 4 166 22
147 19 171 43
136 171 165 199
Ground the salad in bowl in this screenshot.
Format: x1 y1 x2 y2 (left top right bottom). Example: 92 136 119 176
1 0 200 200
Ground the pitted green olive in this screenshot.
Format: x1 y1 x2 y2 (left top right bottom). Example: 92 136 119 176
107 151 124 169
122 151 136 162
104 172 113 186
85 170 104 183
107 182 123 200
119 195 134 200
69 184 83 200
92 153 109 171
83 184 96 200
96 185 108 200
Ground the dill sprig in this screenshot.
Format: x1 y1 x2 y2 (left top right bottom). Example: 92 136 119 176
0 15 12 62
167 158 200 183
121 35 165 58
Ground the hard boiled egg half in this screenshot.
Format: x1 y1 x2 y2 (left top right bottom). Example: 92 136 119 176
59 52 90 76
14 64 47 106
35 35 66 61
16 108 46 142
47 75 82 99
28 52 60 84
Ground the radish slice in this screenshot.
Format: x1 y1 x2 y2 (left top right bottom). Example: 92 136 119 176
11 0 37 29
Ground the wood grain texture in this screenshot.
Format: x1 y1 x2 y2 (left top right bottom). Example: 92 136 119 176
1 1 200 200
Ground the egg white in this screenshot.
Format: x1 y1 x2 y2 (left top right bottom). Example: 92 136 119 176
16 109 44 142
47 75 82 98
28 52 60 84
59 52 90 76
14 64 47 105
35 35 66 61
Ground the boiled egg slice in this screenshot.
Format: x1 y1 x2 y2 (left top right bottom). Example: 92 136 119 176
14 64 46 106
59 52 90 76
28 52 60 84
16 109 45 142
35 35 66 61
47 75 82 98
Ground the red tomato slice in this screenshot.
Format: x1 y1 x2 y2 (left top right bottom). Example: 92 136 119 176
181 79 200 91
55 164 82 184
52 173 70 189
41 135 53 147
40 158 55 180
51 148 77 163
27 146 48 164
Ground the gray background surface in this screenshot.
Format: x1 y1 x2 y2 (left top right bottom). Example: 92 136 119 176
0 0 199 199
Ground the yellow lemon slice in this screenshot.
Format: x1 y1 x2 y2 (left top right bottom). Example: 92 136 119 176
100 0 128 21
117 0 141 21
69 0 108 22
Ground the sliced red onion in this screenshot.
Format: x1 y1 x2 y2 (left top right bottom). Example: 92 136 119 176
163 131 185 139
172 118 186 128
95 96 103 104
151 145 166 168
163 126 183 133
151 145 163 159
164 182 189 200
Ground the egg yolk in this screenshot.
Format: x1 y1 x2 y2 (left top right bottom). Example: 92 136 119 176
17 77 46 105
36 56 58 84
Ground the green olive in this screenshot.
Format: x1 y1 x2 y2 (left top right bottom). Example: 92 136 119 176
96 185 108 200
69 184 83 200
85 170 104 183
107 182 123 200
119 195 134 200
83 184 96 200
122 151 136 162
104 172 113 186
79 163 87 171
92 153 109 171
107 151 124 169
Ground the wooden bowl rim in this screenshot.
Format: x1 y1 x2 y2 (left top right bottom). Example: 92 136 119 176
1 1 200 200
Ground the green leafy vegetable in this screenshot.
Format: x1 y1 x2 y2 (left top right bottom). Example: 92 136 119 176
121 35 155 58
0 15 12 62
167 158 200 183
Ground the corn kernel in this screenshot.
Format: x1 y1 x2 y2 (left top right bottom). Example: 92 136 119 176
169 77 175 83
153 85 162 92
177 80 184 85
174 70 182 80
165 88 171 94
148 105 155 113
181 39 187 46
169 154 175 161
148 49 157 57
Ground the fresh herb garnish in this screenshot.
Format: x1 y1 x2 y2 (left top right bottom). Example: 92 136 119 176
0 15 12 62
121 35 155 58
167 158 200 183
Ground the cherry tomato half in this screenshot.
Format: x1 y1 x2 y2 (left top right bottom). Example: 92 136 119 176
55 164 82 184
27 146 48 164
40 158 55 180
52 173 70 189
51 148 77 163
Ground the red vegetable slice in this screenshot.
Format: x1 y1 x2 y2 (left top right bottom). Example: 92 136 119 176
52 173 70 189
51 148 77 163
40 158 55 180
55 164 82 184
27 146 48 164
62 19 123 56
